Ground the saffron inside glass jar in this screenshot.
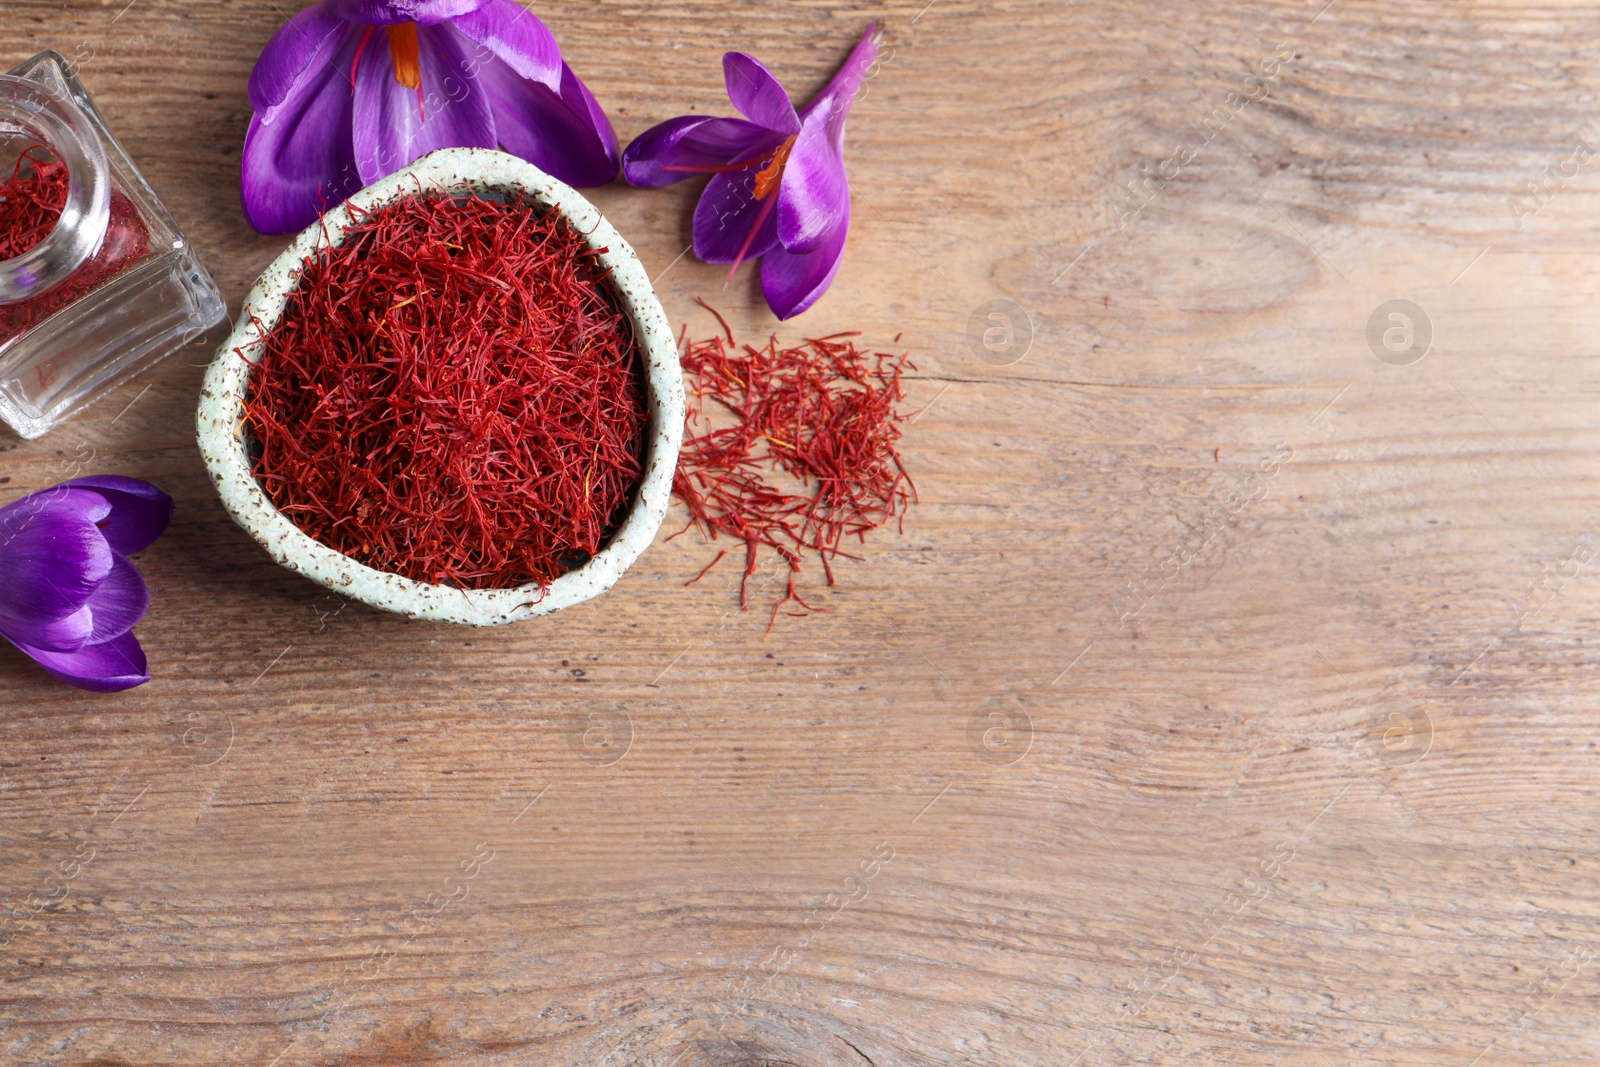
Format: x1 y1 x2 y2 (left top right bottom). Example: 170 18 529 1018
0 145 151 341
0 51 225 439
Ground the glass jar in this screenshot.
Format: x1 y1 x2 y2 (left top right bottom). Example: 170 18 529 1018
0 51 225 439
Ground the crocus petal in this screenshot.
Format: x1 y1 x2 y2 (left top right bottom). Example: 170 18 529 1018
474 56 618 187
247 3 350 115
448 0 561 91
242 27 365 234
6 629 149 693
0 606 94 655
693 168 783 264
761 189 850 319
549 62 621 183
0 483 109 526
83 554 151 645
325 0 489 25
797 21 879 129
57 477 172 556
351 21 496 185
778 26 876 254
776 110 848 253
723 52 800 135
622 115 779 187
0 488 113 625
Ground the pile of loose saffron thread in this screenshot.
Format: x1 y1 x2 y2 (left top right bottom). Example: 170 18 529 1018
672 301 916 632
244 188 646 590
0 145 150 342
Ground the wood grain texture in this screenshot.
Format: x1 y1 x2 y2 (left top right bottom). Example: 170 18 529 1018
3 1 1600 1064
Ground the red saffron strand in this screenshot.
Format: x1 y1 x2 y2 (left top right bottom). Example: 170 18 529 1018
695 296 734 345
350 25 377 88
244 188 647 591
672 309 916 633
0 146 67 260
660 160 765 175
724 191 779 285
685 547 730 586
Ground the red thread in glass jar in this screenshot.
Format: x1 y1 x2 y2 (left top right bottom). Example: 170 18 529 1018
0 146 151 343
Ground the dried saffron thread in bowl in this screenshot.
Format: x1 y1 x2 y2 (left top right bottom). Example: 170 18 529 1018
0 145 151 343
672 302 916 631
244 189 647 590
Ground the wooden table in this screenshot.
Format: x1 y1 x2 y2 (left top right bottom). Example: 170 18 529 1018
3 2 1598 1064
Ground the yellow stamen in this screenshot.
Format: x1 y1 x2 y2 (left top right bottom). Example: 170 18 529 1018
387 22 422 91
753 134 798 201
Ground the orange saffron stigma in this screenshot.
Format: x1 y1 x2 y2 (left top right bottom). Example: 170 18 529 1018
753 135 797 200
387 22 423 91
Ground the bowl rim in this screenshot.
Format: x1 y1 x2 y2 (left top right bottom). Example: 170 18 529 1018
196 147 685 626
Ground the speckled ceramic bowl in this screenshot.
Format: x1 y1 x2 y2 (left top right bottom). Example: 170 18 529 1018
197 148 684 626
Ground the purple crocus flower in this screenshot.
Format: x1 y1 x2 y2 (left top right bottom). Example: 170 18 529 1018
243 0 619 234
0 477 172 693
623 24 879 319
